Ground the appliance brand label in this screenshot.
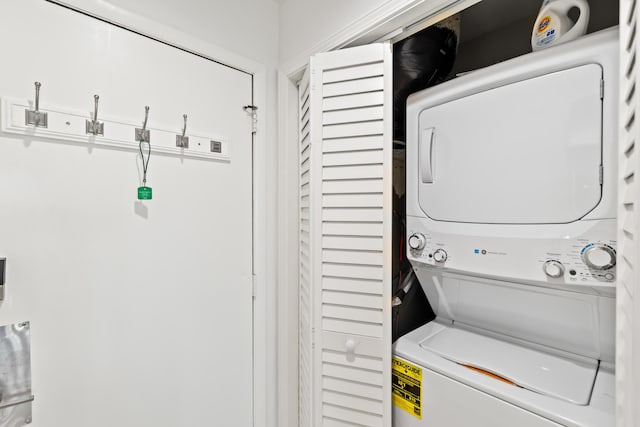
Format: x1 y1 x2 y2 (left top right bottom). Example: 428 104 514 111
538 16 551 33
473 249 507 256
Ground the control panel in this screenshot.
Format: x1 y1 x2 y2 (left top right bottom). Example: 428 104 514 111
406 217 617 288
538 241 616 283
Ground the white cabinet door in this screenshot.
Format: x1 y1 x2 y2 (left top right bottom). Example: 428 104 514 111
617 1 640 426
0 1 253 426
299 67 314 427
300 43 393 427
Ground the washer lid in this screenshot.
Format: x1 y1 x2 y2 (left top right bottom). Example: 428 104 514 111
420 327 598 405
417 63 603 224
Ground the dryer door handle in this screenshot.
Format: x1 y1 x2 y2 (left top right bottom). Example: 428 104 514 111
421 127 435 183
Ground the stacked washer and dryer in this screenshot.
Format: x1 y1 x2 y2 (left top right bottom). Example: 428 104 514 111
394 28 618 426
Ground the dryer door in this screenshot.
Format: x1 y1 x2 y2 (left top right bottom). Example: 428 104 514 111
417 64 603 224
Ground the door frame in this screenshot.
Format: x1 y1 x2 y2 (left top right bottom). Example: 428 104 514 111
41 1 272 426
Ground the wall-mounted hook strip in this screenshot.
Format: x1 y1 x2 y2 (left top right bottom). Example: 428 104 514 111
135 106 150 142
176 114 189 148
25 82 48 128
3 97 230 161
85 94 104 136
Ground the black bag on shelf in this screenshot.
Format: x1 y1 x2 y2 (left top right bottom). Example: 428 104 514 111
394 20 459 142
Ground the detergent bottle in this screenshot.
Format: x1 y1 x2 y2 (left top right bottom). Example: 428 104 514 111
531 0 590 51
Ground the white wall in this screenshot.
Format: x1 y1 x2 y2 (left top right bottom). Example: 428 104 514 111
0 1 260 426
66 3 280 427
9 1 281 427
58 0 279 67
278 0 389 65
113 0 279 67
55 3 282 427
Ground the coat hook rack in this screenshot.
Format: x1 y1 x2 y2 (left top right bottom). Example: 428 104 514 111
25 82 48 128
135 106 150 142
2 97 230 161
85 94 104 136
176 114 189 148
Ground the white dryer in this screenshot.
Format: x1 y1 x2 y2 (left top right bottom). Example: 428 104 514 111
394 27 618 427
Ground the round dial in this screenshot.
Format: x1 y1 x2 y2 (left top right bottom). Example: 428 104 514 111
433 249 448 263
543 260 565 278
408 234 426 250
582 244 616 271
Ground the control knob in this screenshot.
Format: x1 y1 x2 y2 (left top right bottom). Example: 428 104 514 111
408 234 426 251
582 244 616 271
433 249 448 263
543 260 565 278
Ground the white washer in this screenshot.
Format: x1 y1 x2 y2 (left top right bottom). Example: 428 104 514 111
395 27 618 427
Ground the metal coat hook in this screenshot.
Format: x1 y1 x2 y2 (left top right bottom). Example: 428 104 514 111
25 81 48 128
176 114 189 148
85 94 104 136
135 106 150 142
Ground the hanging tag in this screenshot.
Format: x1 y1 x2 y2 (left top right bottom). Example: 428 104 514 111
137 186 152 200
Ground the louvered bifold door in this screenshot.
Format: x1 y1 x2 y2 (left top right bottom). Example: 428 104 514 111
619 1 640 426
299 67 314 427
308 43 393 427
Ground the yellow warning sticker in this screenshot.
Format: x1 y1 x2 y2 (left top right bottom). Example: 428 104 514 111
392 356 422 419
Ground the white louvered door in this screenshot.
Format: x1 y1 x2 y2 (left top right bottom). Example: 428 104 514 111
618 1 640 425
299 67 314 427
300 43 393 427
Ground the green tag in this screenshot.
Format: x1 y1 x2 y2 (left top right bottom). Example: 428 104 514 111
138 186 152 200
